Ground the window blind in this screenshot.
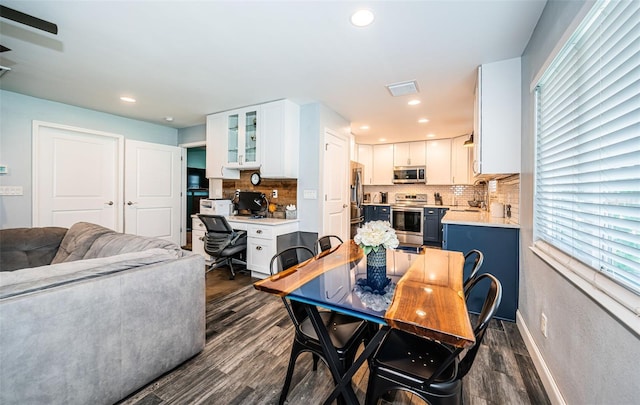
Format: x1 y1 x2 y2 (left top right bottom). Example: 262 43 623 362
534 0 640 296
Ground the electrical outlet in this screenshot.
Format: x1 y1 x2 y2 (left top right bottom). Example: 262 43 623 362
272 189 278 198
540 313 548 338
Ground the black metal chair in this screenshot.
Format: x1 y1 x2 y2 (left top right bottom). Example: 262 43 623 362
270 246 373 405
463 249 484 295
197 214 247 279
364 273 502 405
314 234 344 255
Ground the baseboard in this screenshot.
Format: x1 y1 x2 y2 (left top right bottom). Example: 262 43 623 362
516 310 566 405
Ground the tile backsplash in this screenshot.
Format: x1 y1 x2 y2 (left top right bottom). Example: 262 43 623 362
364 174 520 223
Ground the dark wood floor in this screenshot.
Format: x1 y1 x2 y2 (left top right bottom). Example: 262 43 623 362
118 266 550 405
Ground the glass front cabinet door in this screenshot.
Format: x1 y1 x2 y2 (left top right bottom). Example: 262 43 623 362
226 107 260 168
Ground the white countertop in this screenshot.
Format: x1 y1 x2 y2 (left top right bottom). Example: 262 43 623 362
226 215 299 225
442 210 520 229
192 214 298 226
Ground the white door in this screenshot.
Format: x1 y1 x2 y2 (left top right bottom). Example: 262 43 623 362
322 129 349 240
33 122 123 230
124 140 182 244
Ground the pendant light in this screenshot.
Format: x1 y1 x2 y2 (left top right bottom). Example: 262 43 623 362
463 133 474 147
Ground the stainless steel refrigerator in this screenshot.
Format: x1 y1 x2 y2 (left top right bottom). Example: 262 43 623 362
350 161 364 238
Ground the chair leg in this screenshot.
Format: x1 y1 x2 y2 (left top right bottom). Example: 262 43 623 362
279 340 305 405
312 353 320 371
227 258 236 280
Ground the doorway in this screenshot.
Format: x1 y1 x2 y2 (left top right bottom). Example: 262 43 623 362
180 141 208 249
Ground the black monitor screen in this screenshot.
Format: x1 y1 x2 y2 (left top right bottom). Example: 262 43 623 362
237 192 264 213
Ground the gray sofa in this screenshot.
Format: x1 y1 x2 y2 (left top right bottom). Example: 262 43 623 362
0 222 205 405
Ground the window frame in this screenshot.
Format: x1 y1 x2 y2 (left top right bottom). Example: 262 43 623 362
530 0 640 333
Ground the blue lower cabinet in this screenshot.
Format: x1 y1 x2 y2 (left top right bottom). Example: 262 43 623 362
443 224 519 322
364 205 390 223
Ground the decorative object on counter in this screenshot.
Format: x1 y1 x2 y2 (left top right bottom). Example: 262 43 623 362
285 204 297 219
353 220 399 294
490 202 505 218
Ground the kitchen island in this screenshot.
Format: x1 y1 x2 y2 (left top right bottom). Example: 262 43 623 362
442 210 519 321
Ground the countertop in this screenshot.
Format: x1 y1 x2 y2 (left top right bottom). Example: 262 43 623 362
363 202 481 210
191 214 299 226
441 210 520 229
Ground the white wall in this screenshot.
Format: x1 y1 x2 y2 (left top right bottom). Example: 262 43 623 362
0 90 179 228
520 1 639 404
297 102 350 233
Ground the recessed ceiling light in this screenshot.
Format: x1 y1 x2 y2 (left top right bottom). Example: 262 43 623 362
351 9 374 27
165 117 174 122
427 133 436 138
360 125 370 130
408 99 421 106
120 96 136 103
418 118 429 123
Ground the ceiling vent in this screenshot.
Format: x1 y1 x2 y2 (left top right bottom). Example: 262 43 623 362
386 80 419 97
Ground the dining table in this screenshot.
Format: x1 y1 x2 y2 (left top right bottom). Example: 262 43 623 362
253 240 475 405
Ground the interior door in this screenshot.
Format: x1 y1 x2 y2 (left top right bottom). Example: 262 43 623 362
322 129 349 240
124 140 182 244
33 122 123 230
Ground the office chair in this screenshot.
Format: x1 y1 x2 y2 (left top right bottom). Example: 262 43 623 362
270 246 372 405
365 273 502 405
197 214 247 279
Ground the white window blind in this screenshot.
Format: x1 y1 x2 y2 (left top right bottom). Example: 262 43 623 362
534 0 640 298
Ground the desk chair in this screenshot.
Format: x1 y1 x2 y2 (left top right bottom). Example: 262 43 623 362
270 246 372 405
314 234 344 255
365 273 502 405
197 214 247 279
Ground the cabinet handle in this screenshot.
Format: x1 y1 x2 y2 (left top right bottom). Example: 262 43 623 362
256 246 262 251
199 223 204 227
105 201 114 206
199 237 204 241
127 201 137 206
256 229 262 234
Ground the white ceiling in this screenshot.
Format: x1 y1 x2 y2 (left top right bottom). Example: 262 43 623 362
0 0 546 144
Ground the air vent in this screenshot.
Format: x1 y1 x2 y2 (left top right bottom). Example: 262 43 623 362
386 80 419 97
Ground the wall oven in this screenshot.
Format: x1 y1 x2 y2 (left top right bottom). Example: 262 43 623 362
391 206 423 246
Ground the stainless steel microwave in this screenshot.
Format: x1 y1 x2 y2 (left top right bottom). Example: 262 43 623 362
393 166 426 184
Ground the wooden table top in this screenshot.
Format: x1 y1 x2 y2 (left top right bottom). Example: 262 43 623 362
254 241 475 348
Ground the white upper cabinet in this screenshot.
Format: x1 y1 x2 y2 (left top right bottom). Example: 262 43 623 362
357 144 373 185
372 144 394 185
426 139 451 185
451 135 472 184
393 141 426 166
474 57 521 176
206 114 240 179
260 99 300 178
207 99 300 179
226 106 260 169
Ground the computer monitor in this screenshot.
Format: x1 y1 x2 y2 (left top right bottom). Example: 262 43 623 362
236 191 265 216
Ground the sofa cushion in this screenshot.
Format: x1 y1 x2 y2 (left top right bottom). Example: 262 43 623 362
51 222 116 264
0 248 180 299
84 232 184 259
0 227 68 271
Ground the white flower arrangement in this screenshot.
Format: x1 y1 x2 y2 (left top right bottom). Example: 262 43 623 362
354 220 399 255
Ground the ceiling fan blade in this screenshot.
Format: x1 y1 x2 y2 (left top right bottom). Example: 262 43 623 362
0 5 58 35
1 44 11 52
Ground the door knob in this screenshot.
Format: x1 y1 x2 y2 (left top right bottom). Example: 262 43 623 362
343 204 348 208
105 201 114 206
127 201 137 206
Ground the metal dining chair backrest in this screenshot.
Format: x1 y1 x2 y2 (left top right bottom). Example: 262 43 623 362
270 246 316 326
463 249 484 296
315 235 343 255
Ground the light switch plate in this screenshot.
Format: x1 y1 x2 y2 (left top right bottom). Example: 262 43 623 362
303 189 317 200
